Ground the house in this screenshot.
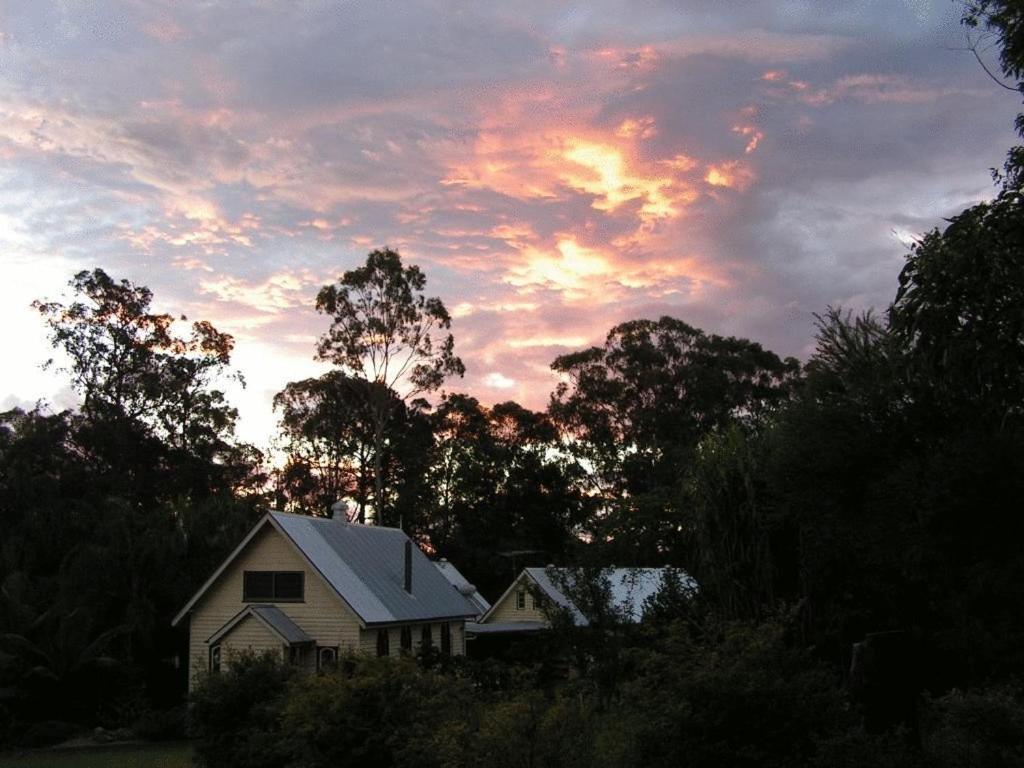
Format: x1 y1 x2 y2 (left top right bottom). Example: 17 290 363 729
469 566 695 637
172 511 479 688
433 558 490 618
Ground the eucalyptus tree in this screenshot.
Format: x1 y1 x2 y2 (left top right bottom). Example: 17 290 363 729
550 316 799 560
314 248 464 525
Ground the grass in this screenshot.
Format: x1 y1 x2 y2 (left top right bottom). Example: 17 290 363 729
0 742 192 768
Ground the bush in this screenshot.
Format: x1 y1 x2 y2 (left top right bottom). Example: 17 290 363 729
925 686 1024 768
132 705 186 741
188 651 295 768
282 655 475 768
17 720 81 748
616 619 848 768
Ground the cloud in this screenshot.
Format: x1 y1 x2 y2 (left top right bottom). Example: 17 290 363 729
0 0 1017 447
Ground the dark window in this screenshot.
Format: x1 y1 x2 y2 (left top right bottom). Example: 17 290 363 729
376 629 390 657
532 593 547 610
516 590 526 610
400 626 412 653
440 622 451 656
274 572 304 600
318 646 338 670
243 571 304 602
210 645 221 673
420 624 432 649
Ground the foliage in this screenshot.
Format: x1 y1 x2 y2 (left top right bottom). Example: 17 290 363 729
890 191 1024 427
282 656 475 768
424 395 586 597
187 652 295 768
550 316 799 561
963 0 1024 187
314 248 464 525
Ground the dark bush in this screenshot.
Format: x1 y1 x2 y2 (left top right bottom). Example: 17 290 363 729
17 720 81 748
132 705 186 742
188 651 295 768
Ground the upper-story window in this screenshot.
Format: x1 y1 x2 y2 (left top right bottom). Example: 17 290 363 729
243 571 305 602
516 590 526 610
532 593 547 610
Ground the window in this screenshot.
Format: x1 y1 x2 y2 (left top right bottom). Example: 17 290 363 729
243 571 304 602
420 624 432 650
532 593 547 610
318 646 338 670
210 645 221 673
516 590 526 610
376 629 390 657
440 622 452 656
400 626 413 654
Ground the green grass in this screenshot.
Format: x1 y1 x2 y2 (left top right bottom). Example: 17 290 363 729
0 742 192 768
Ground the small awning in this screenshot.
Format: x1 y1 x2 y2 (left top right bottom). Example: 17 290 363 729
466 621 548 636
208 604 313 646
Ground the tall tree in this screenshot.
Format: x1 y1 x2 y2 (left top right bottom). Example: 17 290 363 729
33 269 241 470
315 248 464 525
550 316 799 561
889 192 1024 428
963 0 1024 188
273 373 380 520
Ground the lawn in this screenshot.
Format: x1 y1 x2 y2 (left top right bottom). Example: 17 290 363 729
0 742 192 768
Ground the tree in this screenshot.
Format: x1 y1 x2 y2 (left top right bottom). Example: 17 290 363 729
549 316 799 561
963 0 1024 188
315 249 464 525
422 396 585 597
273 373 381 520
33 269 241 468
889 192 1024 428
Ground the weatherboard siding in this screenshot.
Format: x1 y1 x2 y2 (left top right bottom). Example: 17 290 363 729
220 615 283 660
357 621 466 657
187 522 361 687
486 574 550 624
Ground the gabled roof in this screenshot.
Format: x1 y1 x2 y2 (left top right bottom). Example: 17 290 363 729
482 566 696 627
209 604 313 646
433 559 491 617
173 511 478 628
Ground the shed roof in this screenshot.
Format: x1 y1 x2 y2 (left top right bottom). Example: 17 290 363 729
173 511 478 628
484 566 696 627
433 559 491 617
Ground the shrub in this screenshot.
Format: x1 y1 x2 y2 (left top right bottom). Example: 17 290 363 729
925 686 1024 768
188 651 295 768
282 655 475 768
132 705 186 741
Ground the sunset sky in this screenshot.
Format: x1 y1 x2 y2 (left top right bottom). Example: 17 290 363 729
2 1 1019 447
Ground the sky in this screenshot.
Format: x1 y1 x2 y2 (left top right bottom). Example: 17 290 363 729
1 0 1019 448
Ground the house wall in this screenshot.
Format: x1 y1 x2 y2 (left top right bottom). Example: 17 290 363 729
219 615 284 663
187 522 361 687
358 620 466 657
485 574 550 624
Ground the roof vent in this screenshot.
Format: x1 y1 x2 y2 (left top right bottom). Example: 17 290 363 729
330 500 350 522
457 583 476 596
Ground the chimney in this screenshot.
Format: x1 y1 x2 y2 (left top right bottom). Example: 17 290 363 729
330 500 350 523
404 540 413 593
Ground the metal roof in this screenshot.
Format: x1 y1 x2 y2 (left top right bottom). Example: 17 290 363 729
523 566 697 626
433 559 491 617
466 620 547 635
207 604 313 646
270 512 477 625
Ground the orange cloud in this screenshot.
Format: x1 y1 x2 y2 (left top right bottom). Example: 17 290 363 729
705 160 755 191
